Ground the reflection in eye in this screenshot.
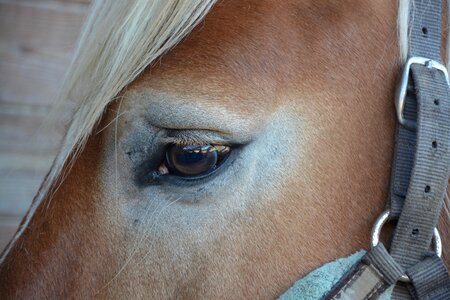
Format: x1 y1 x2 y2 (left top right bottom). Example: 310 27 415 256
159 144 231 177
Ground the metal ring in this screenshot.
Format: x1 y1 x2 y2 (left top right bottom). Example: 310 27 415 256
370 209 442 283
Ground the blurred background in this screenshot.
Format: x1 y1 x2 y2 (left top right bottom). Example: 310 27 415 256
0 0 90 251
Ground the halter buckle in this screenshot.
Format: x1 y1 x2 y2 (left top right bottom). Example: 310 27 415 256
395 57 449 131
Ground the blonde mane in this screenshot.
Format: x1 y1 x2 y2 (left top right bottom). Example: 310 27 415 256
398 0 409 63
2 0 450 265
1 0 217 264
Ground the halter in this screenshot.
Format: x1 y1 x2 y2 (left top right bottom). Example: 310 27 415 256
283 1 450 299
327 1 450 298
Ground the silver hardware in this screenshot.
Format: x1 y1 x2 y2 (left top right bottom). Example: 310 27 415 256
395 56 449 130
371 209 442 283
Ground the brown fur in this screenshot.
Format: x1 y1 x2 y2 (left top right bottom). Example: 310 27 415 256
1 0 449 299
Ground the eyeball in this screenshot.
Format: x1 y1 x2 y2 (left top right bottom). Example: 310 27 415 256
162 144 231 177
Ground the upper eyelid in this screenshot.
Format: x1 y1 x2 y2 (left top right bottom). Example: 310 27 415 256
160 130 232 146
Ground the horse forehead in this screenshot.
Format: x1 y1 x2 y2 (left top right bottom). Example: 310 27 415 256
129 0 384 115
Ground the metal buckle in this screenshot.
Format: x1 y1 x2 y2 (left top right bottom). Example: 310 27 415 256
370 209 442 283
395 56 449 131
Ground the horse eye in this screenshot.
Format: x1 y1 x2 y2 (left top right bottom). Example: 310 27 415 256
161 144 231 177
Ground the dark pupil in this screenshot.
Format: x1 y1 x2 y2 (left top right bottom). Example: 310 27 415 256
166 145 219 176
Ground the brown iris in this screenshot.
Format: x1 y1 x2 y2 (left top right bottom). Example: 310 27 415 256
163 144 231 177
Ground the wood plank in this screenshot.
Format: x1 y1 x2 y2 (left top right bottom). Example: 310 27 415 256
0 2 87 106
0 152 51 217
0 153 54 174
15 0 90 4
0 107 65 155
0 175 39 215
1 0 90 11
0 215 23 252
0 0 90 253
0 155 52 219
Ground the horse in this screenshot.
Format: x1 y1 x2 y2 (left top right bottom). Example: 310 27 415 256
0 0 449 298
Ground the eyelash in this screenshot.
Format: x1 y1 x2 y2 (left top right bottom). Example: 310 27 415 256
160 130 229 146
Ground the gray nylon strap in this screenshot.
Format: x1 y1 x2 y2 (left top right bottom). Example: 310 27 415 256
408 0 442 61
392 63 450 299
407 255 450 299
362 244 405 285
389 0 450 299
389 95 416 216
390 64 450 266
389 0 442 216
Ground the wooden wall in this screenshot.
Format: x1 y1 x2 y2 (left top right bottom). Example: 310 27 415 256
0 0 89 250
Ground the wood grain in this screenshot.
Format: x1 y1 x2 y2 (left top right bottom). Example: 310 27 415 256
0 0 89 251
0 2 87 106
